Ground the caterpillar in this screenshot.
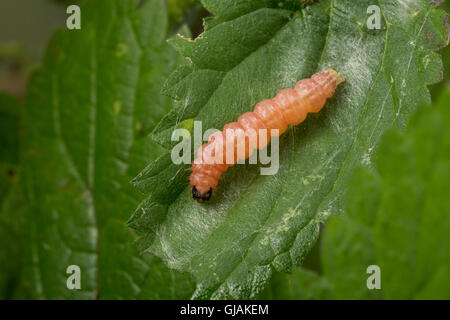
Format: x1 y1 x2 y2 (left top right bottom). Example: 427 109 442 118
190 69 345 202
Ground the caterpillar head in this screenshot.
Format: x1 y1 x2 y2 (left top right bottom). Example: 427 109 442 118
192 186 213 202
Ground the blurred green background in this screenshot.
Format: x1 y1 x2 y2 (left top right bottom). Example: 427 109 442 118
0 0 66 98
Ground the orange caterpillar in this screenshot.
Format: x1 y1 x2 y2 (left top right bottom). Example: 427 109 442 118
190 69 345 202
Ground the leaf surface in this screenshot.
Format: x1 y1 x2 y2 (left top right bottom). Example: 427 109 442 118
20 0 194 299
0 93 26 299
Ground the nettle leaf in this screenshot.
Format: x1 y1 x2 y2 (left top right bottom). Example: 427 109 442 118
320 168 383 299
322 89 450 299
0 94 26 299
0 178 29 299
20 0 194 299
131 0 449 299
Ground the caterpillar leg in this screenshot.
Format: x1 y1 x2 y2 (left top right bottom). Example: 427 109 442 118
192 186 213 202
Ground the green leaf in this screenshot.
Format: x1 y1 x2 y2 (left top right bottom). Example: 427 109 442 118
20 0 194 299
321 168 383 299
0 94 21 165
321 88 450 299
258 267 332 300
0 180 28 299
0 93 21 201
0 93 26 299
131 0 449 299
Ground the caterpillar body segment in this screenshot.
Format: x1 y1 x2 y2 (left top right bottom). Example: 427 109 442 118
190 69 345 202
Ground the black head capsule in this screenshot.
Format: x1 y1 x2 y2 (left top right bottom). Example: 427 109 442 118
192 186 213 202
